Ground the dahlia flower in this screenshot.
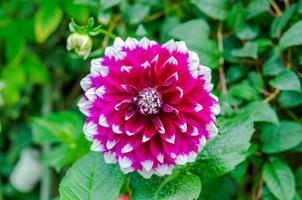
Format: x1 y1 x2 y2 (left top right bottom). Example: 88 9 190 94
78 37 220 178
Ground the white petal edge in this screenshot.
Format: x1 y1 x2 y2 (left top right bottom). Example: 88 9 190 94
104 151 117 163
141 160 153 171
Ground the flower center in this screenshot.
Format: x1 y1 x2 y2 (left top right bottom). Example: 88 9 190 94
135 87 162 115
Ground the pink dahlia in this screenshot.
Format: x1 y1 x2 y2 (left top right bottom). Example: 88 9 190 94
78 37 220 178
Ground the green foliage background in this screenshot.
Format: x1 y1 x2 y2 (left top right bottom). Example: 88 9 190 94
0 0 302 200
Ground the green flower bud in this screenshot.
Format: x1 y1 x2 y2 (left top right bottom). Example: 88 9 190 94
67 33 92 59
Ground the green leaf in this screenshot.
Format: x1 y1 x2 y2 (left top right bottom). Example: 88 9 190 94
263 49 285 76
193 0 229 20
190 115 254 178
100 0 122 10
31 111 83 144
226 3 245 30
248 71 264 92
130 172 201 200
229 82 258 101
169 19 210 44
280 21 302 49
23 53 49 84
269 70 301 92
262 160 295 200
295 166 302 189
59 152 125 200
167 19 218 69
278 91 302 108
270 5 296 38
123 3 150 25
245 0 270 19
160 17 180 42
242 101 279 125
188 39 220 69
236 24 259 40
231 42 258 59
261 121 302 153
34 1 63 43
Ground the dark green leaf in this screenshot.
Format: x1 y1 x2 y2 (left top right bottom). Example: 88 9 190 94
59 152 125 200
229 82 258 101
278 91 302 108
262 160 295 200
130 172 201 200
269 70 301 92
190 115 254 178
261 121 302 153
263 49 285 76
270 5 296 38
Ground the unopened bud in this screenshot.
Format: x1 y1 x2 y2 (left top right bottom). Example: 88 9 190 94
67 33 92 59
10 148 42 193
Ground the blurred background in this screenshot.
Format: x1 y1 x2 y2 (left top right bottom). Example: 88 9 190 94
0 0 302 200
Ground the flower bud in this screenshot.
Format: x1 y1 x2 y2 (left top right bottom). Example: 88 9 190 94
67 33 92 59
10 148 42 193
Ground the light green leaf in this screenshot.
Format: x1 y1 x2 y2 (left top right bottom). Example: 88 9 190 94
169 19 210 44
31 111 83 144
188 39 220 69
100 0 122 10
193 0 229 20
190 115 254 178
261 121 302 153
278 91 302 108
130 172 201 200
242 101 279 125
236 24 259 40
262 160 295 200
280 21 302 49
34 1 63 43
59 152 125 200
245 0 270 19
270 5 296 38
231 42 258 59
269 70 301 92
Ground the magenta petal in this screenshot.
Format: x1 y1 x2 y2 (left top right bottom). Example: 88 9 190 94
114 98 133 111
124 113 145 136
121 84 138 96
161 72 178 88
151 116 165 134
162 103 179 115
125 106 137 121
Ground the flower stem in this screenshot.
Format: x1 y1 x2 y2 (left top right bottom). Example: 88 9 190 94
217 21 227 95
270 0 282 16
